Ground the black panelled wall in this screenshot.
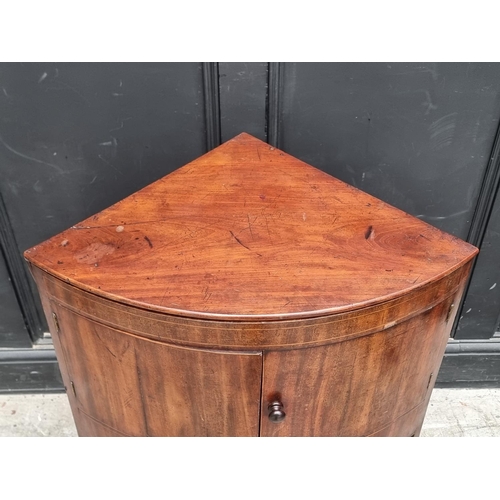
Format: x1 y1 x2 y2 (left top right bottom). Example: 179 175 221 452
0 62 499 391
0 63 206 391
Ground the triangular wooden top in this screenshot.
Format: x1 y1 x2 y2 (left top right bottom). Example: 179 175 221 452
25 133 478 320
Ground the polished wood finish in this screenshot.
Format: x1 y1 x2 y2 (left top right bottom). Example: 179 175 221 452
49 302 261 437
260 293 459 437
25 133 476 321
30 262 469 351
25 133 478 436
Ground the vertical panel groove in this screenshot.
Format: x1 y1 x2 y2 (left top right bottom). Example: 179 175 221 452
267 62 283 148
0 193 42 342
202 62 221 151
466 120 500 247
258 351 264 436
451 119 500 337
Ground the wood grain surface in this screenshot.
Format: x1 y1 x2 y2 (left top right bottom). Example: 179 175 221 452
24 133 478 321
260 294 458 437
32 265 465 437
32 261 470 351
49 302 262 437
25 132 478 437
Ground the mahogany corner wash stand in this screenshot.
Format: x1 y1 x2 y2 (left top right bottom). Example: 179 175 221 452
25 133 478 437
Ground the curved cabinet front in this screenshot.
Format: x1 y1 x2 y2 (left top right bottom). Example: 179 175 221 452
260 297 454 437
50 303 262 437
32 267 464 437
24 133 478 437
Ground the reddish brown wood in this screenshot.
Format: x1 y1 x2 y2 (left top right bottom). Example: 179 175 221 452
49 302 262 436
367 404 427 437
260 292 459 437
30 259 470 351
75 408 129 437
24 133 478 437
24 133 477 321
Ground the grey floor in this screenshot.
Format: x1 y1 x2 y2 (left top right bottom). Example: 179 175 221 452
1 389 499 436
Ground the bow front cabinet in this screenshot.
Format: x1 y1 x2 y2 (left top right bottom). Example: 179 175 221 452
24 133 478 436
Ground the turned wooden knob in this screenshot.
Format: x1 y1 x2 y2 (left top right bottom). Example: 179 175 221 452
268 400 286 423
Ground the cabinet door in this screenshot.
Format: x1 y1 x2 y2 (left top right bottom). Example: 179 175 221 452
260 298 454 437
52 303 262 436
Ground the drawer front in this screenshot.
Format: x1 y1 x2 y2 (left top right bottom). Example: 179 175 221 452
260 297 454 437
50 303 262 437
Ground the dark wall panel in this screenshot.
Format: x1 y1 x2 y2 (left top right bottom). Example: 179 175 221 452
456 190 500 339
0 350 63 393
0 62 206 333
437 353 500 387
280 62 500 239
219 62 268 143
0 62 206 250
0 253 30 348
